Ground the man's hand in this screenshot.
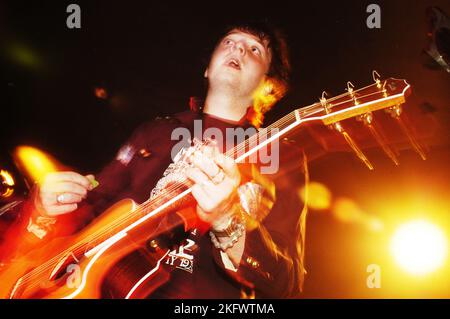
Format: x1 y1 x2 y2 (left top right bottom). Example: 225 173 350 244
186 146 240 229
34 171 96 216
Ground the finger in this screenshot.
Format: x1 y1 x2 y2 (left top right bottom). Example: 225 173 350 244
186 167 210 185
46 171 93 190
85 174 99 189
41 192 80 206
186 167 219 199
210 145 221 158
43 181 88 197
214 153 239 180
202 145 223 161
193 151 221 179
191 184 215 214
45 203 78 216
56 193 84 205
201 145 217 158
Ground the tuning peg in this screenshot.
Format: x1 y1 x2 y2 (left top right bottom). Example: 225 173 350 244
372 70 382 89
319 91 373 170
320 91 331 114
333 122 374 170
347 81 355 95
357 112 400 165
386 104 427 160
347 81 360 105
372 71 390 98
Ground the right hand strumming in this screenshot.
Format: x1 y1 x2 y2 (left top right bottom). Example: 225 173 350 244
34 171 97 216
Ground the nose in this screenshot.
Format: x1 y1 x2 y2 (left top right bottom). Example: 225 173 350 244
232 41 246 56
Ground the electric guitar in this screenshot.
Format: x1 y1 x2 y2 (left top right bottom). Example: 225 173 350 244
0 73 422 298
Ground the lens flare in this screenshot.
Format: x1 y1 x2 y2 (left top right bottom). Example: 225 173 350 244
94 87 108 99
7 44 41 69
299 182 331 210
13 146 61 183
250 78 287 128
390 220 448 275
0 170 15 198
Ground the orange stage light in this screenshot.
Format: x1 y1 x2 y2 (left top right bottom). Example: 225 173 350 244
94 87 108 100
0 170 15 198
13 146 66 184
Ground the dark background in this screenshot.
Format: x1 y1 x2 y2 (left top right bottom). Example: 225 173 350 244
0 0 449 298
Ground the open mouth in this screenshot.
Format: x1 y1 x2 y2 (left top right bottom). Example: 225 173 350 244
226 58 241 70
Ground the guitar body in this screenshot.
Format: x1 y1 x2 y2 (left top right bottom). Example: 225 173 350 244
0 76 415 299
0 198 175 299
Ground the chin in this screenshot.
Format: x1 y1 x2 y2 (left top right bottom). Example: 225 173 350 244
212 74 241 89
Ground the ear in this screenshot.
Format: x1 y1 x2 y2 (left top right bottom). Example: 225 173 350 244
204 68 208 78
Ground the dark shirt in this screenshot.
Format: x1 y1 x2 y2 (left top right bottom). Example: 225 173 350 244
2 110 306 298
84 110 305 298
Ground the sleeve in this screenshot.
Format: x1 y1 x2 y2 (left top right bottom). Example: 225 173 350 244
237 187 304 298
49 122 154 235
211 164 307 298
0 121 157 260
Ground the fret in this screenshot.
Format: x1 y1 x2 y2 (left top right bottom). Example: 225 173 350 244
10 76 413 298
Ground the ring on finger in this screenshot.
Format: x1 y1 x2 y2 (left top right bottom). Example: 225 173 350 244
56 193 65 204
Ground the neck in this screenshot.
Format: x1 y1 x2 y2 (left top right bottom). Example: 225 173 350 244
203 89 251 122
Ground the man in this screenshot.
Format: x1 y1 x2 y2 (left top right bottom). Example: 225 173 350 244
2 21 305 298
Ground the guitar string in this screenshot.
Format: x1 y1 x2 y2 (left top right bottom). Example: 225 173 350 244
18 97 316 286
20 83 393 293
17 110 305 292
19 108 300 285
18 83 385 291
18 84 384 292
18 113 298 292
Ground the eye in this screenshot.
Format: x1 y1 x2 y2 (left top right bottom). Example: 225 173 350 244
251 46 261 55
223 39 233 45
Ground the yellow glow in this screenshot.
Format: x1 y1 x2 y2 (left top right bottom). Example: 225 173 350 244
366 216 384 232
0 170 15 198
251 78 287 127
2 188 14 198
0 170 15 186
299 182 331 210
331 197 384 232
390 220 448 275
332 197 364 222
8 44 40 68
14 146 59 183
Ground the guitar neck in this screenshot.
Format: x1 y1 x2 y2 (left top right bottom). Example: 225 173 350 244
78 77 412 256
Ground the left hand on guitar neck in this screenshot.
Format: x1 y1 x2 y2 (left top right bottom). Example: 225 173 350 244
185 145 241 231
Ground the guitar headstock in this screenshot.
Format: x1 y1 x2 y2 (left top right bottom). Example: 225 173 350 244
297 71 425 170
318 77 411 125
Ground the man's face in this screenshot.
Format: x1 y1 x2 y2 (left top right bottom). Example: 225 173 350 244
205 29 272 98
